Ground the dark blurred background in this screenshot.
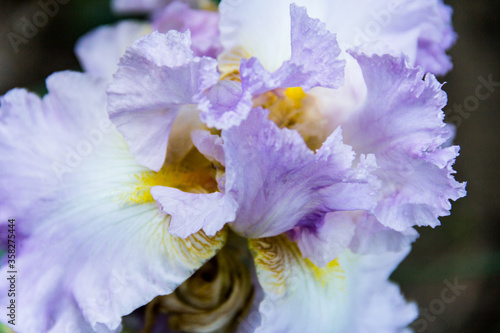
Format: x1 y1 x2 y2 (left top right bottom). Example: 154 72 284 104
0 0 499 332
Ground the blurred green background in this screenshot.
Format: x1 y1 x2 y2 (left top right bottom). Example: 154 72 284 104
1 0 499 332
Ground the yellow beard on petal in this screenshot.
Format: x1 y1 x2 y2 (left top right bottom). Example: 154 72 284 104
248 235 344 296
167 222 228 267
305 257 344 287
120 145 219 205
121 156 218 205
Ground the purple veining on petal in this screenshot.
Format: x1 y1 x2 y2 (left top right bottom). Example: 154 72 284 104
222 107 377 244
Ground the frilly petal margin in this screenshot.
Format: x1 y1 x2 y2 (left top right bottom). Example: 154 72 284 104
200 4 345 130
414 1 457 75
107 30 219 171
221 107 378 242
239 4 345 94
75 20 151 80
247 236 417 333
342 52 466 231
0 72 227 333
0 72 114 232
0 90 55 232
218 0 456 76
152 1 222 58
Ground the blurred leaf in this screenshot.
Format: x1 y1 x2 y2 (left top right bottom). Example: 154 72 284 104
0 323 15 333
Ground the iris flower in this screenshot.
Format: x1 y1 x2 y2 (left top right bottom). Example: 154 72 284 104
0 0 465 332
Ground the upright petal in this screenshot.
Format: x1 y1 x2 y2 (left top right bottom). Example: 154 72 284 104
217 0 455 140
248 236 417 333
222 107 377 240
201 4 345 130
107 31 219 171
153 1 222 58
219 0 455 75
219 0 293 73
342 52 466 231
412 1 457 75
239 4 345 94
0 72 226 332
75 20 151 80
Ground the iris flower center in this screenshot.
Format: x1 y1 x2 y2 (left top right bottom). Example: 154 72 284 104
253 87 327 150
123 148 219 205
